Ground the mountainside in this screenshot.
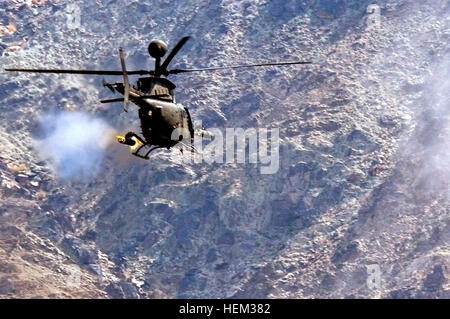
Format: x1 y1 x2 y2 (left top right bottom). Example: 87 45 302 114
0 0 449 298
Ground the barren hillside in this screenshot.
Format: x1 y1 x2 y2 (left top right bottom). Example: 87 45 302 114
0 0 448 298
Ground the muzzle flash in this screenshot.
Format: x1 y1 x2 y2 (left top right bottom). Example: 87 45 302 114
117 135 136 146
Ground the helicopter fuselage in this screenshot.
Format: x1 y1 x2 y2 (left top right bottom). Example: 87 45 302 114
113 76 194 150
135 96 193 147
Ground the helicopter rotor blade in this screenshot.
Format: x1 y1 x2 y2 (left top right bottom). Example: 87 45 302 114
100 97 124 104
4 68 149 75
158 36 191 76
119 47 130 112
102 78 116 93
169 61 312 74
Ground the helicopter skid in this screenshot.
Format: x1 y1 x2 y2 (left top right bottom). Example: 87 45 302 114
132 143 165 160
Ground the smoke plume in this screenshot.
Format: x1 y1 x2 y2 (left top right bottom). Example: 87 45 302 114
35 111 116 180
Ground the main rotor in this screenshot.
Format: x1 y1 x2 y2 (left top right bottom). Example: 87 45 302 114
5 36 312 78
147 38 190 77
5 36 312 111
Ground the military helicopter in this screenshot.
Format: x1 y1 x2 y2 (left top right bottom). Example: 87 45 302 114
5 36 311 159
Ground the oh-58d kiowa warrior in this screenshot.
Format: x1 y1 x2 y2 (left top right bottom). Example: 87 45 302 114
5 36 311 159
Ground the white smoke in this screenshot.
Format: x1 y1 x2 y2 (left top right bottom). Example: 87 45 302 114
35 112 116 180
415 57 450 198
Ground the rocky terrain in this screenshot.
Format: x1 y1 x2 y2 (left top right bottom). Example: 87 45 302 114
0 0 449 298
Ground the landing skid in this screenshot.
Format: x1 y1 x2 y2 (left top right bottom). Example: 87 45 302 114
121 132 198 159
132 143 165 160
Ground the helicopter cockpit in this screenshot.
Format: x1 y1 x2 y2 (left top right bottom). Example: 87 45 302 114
135 76 176 102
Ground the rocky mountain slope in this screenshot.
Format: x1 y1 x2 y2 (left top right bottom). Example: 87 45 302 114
0 0 449 298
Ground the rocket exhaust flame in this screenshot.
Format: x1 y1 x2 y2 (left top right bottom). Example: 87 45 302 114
130 137 143 151
116 134 143 152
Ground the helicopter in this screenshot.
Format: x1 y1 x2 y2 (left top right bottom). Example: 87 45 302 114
5 36 311 159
